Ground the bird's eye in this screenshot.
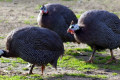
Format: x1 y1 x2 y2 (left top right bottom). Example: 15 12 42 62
71 26 74 28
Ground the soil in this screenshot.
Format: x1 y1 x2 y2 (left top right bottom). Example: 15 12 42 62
0 0 120 80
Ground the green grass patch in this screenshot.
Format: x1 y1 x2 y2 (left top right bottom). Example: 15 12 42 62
102 64 120 70
7 66 12 70
6 0 12 2
51 73 107 79
0 36 5 39
112 73 118 76
65 42 70 45
67 73 107 79
94 56 111 64
11 63 18 67
76 11 85 19
65 47 92 56
76 14 81 19
0 0 4 1
29 74 43 80
22 67 29 71
0 75 43 80
12 58 28 64
0 57 11 63
29 16 35 19
0 73 107 80
35 5 42 10
65 47 106 56
58 55 98 70
0 57 27 64
113 12 120 15
88 74 107 79
24 20 31 24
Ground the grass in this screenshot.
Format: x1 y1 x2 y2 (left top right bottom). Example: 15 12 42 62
112 73 118 76
58 55 98 70
0 74 43 80
11 62 18 67
24 20 31 24
76 14 81 19
0 0 4 1
51 73 107 79
13 58 28 64
0 57 28 64
65 47 106 56
22 67 29 71
57 46 120 71
6 0 12 2
35 5 42 10
67 73 107 79
0 57 11 63
113 11 120 17
29 16 35 19
0 36 5 39
24 20 37 25
0 72 107 80
7 66 12 70
0 20 3 23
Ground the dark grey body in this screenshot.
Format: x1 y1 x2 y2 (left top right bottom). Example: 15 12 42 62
37 3 78 42
75 10 120 50
6 27 64 68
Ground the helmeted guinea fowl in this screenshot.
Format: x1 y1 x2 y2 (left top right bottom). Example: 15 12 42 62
0 26 64 74
67 10 120 63
37 3 78 42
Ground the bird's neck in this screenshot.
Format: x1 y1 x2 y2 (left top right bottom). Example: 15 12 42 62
75 27 83 34
43 13 49 16
74 27 88 43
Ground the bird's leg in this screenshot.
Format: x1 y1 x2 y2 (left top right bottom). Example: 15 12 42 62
105 49 117 64
86 48 96 63
29 64 35 74
41 65 45 75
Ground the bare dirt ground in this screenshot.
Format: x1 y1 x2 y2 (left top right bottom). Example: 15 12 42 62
1 0 120 80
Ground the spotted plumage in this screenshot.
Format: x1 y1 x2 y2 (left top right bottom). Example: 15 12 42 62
37 3 78 42
0 26 64 74
68 10 120 63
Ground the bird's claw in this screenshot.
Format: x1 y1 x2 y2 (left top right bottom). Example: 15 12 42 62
105 57 117 64
86 59 94 63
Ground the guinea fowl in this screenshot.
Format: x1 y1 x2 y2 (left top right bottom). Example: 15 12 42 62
67 10 120 63
37 3 78 42
0 26 64 74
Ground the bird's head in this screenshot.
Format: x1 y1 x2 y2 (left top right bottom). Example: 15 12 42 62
67 21 80 34
40 5 48 15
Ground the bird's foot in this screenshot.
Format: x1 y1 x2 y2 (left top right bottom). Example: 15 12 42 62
28 71 33 75
105 57 117 64
86 59 94 63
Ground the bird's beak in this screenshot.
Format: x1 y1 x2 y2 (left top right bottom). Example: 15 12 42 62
67 28 74 34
